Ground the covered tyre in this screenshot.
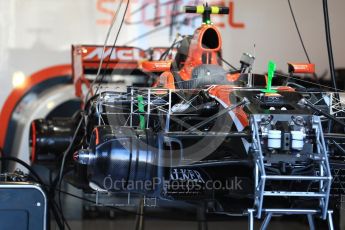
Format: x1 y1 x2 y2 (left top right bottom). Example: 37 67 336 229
75 126 159 194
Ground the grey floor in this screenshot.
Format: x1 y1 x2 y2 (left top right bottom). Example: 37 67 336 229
57 185 343 230
52 218 321 230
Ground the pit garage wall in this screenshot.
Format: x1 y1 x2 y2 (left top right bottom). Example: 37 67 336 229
0 0 345 108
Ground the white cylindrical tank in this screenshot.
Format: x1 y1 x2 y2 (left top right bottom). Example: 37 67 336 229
268 130 282 149
291 131 304 150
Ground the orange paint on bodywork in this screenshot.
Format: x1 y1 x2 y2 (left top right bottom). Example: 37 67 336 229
179 24 222 81
0 64 72 150
209 85 249 128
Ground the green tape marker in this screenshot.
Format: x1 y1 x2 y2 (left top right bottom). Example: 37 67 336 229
263 60 277 93
137 95 145 129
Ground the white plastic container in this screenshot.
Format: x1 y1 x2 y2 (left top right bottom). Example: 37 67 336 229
268 130 282 149
291 131 304 150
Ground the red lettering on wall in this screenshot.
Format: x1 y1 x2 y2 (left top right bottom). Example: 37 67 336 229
96 0 246 29
142 0 161 26
211 0 226 28
96 0 116 25
228 1 245 29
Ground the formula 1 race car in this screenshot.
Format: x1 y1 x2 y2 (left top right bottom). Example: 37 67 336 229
28 4 345 229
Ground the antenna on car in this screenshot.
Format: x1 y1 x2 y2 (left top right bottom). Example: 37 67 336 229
184 3 229 25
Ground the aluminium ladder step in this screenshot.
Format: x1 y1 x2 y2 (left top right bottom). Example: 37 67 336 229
263 175 331 180
263 191 327 197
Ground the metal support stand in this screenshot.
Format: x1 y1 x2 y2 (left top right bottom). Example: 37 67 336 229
327 211 334 230
197 203 208 230
248 209 334 230
248 114 334 229
260 213 272 230
248 209 255 230
134 199 145 230
307 214 315 230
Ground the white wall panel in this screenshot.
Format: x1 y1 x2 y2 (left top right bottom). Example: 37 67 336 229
0 0 344 108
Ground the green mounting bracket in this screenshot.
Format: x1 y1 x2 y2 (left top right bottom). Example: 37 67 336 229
137 95 145 129
262 60 277 93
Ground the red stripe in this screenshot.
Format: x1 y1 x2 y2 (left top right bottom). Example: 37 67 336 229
30 121 37 163
93 127 100 145
0 64 72 150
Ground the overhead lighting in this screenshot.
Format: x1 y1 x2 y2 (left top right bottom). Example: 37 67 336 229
46 101 55 109
12 71 26 88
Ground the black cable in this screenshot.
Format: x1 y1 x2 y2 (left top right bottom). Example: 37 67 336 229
287 0 322 86
276 72 345 92
50 173 69 230
219 55 238 71
0 156 44 184
58 0 127 184
58 118 83 184
85 0 126 102
125 3 149 20
0 156 67 229
94 0 130 96
216 56 342 92
322 0 339 136
56 118 83 229
51 199 69 230
303 99 345 128
58 0 128 184
47 175 71 230
154 0 160 26
287 0 311 63
169 0 179 40
322 0 337 92
159 37 181 60
57 1 127 189
55 3 131 227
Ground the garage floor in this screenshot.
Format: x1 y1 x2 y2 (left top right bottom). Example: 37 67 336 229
56 185 343 229
52 218 321 230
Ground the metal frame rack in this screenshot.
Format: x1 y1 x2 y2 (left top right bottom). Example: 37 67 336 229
249 114 334 230
95 87 208 130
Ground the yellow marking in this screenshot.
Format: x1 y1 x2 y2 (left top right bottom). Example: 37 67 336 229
196 6 204 14
211 6 220 14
